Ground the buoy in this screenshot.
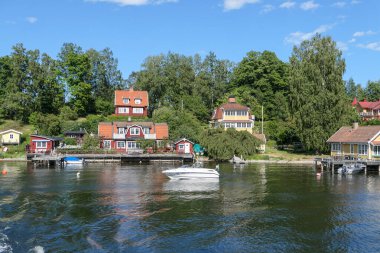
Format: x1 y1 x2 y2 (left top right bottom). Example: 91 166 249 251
2 169 7 175
77 172 80 178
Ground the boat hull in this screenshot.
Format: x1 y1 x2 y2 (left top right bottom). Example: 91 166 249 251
162 168 219 179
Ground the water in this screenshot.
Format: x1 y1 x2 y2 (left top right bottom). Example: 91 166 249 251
1 162 380 252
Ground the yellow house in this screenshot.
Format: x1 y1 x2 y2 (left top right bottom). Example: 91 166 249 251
0 129 23 145
326 123 380 160
210 96 255 133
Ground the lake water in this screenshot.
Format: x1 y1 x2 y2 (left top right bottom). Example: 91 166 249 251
1 162 380 252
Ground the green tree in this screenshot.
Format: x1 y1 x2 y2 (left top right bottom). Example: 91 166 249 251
365 80 380 101
289 34 354 152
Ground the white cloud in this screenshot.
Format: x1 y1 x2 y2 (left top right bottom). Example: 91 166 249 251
26 16 38 24
348 38 356 43
223 0 260 11
280 1 296 9
359 42 380 51
261 4 275 13
85 0 177 6
285 24 333 45
332 1 346 8
353 30 376 37
337 41 348 51
351 0 360 4
300 1 319 10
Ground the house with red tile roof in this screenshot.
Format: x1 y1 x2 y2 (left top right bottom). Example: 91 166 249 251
326 123 380 159
114 87 149 117
210 96 255 133
352 98 380 121
98 121 168 153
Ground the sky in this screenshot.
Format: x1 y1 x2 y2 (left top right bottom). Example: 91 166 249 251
1 0 379 86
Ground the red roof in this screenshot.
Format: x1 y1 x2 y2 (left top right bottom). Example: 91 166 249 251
356 99 380 110
212 102 250 120
351 97 357 106
115 89 149 107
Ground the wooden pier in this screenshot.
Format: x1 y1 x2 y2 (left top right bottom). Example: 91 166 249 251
27 153 194 167
314 157 380 173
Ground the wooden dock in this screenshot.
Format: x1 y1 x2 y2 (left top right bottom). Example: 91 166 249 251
314 157 380 173
27 153 194 167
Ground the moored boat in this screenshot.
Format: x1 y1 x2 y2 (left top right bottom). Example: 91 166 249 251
64 156 84 165
337 163 366 174
162 162 219 179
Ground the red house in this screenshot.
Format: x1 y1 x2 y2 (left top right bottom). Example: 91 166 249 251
174 138 194 154
98 121 169 153
29 135 62 154
114 87 149 117
352 98 380 121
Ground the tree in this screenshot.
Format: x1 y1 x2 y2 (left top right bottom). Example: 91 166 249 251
289 34 354 152
365 80 380 101
199 128 261 160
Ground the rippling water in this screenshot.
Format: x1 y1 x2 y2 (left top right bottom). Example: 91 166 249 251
1 162 380 252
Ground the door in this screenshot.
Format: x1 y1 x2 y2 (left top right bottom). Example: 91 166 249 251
185 143 190 154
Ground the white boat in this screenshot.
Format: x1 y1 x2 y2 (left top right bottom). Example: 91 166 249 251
337 163 366 174
162 162 220 179
229 155 246 164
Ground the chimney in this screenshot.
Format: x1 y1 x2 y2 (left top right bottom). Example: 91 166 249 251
353 122 359 130
129 85 134 91
228 95 236 103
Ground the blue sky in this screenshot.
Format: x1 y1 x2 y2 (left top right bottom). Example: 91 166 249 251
1 0 379 86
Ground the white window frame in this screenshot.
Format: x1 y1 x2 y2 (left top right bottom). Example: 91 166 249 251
123 98 129 104
103 140 111 149
127 141 140 149
134 98 142 105
118 107 129 113
118 128 125 134
358 144 368 155
331 143 341 152
143 128 150 134
350 144 355 154
36 141 47 148
179 144 185 150
373 146 380 156
116 141 125 149
130 127 140 135
132 108 143 114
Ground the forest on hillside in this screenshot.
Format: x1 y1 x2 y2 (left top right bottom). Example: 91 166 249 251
1 34 378 153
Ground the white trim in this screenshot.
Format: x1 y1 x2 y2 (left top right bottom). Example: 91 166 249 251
32 140 49 142
368 131 380 143
0 129 23 135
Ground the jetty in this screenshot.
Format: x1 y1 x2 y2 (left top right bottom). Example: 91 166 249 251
27 153 194 167
315 157 380 173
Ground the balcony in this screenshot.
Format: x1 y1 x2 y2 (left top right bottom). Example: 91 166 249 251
144 134 157 140
113 133 125 139
360 112 374 117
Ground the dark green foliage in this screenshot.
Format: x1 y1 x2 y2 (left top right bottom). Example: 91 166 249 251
199 128 261 160
82 134 101 150
365 80 380 101
152 106 205 143
63 137 77 145
264 120 299 145
29 112 62 136
289 34 354 152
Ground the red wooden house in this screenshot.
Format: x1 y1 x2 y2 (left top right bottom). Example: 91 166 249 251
98 121 168 153
174 138 194 154
352 98 380 121
114 87 149 117
29 135 63 153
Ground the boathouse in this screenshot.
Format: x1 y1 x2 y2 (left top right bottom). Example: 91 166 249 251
29 135 63 154
326 123 380 160
174 138 194 154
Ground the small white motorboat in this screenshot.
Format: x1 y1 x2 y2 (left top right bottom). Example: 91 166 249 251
337 163 366 174
162 162 220 179
64 156 84 165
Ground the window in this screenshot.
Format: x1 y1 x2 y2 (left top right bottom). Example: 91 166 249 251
134 98 142 104
331 143 341 152
103 140 111 149
373 146 380 156
130 127 140 135
143 128 150 134
237 111 247 116
247 123 252 128
350 144 355 154
36 142 47 148
224 110 235 116
179 144 185 149
133 108 143 114
118 107 129 113
128 142 140 149
123 98 129 104
237 123 242 128
117 141 125 149
225 123 230 128
10 134 14 139
358 144 367 155
118 128 125 134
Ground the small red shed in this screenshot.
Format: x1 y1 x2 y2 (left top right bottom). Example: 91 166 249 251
29 135 63 154
174 138 194 154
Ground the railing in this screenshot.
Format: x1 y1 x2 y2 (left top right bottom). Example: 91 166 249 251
113 133 125 139
144 134 156 140
360 112 374 116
